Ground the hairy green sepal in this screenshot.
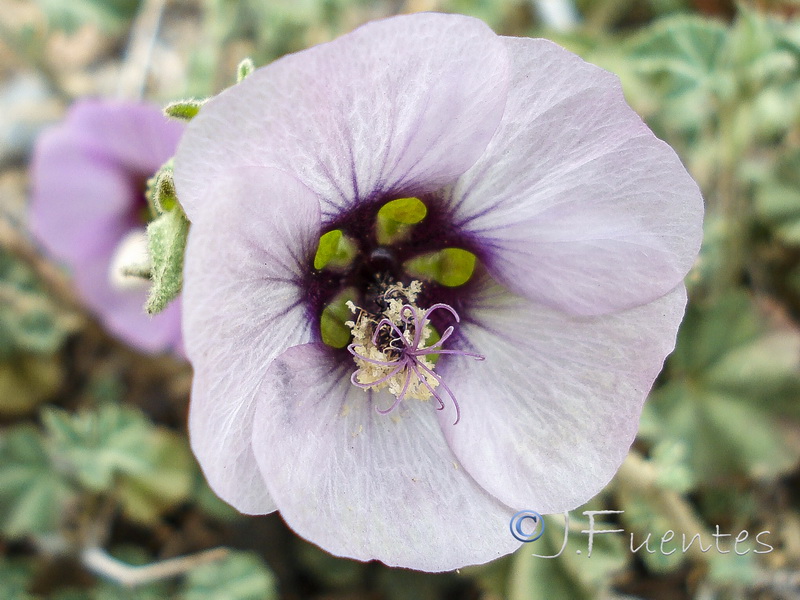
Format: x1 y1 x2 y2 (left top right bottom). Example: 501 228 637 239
144 164 189 315
163 98 206 121
237 57 255 82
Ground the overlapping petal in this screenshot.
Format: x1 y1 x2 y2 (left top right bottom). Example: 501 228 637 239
183 167 320 514
445 38 703 316
251 343 521 571
436 278 687 513
173 12 510 222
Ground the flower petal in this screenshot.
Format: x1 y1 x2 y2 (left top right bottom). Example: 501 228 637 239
445 37 703 316
29 129 136 263
66 100 183 174
174 13 510 222
183 167 320 514
251 343 521 571
73 248 183 353
436 279 687 513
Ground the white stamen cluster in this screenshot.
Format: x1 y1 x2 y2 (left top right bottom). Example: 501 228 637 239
346 281 440 402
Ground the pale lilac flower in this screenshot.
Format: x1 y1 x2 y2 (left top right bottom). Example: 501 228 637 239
174 13 703 570
29 100 184 354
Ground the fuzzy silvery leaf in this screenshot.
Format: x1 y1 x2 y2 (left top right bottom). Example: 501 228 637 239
645 292 800 482
0 426 74 539
43 405 154 492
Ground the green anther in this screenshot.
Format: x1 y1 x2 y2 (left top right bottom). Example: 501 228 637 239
424 325 441 364
404 248 477 287
376 197 427 245
320 288 357 348
313 230 357 271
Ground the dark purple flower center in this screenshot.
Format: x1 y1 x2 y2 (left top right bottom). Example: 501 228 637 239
304 197 484 340
305 197 487 421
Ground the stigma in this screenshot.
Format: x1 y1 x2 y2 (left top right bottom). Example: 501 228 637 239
346 281 484 424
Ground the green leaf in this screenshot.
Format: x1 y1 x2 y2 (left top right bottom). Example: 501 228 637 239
42 405 155 492
646 292 800 482
35 0 140 33
181 552 277 600
0 250 79 357
0 426 74 538
0 557 36 600
755 148 800 245
629 15 728 97
0 354 63 415
375 568 458 600
706 331 800 410
193 472 240 522
145 209 189 315
615 480 692 573
117 429 195 525
668 293 760 375
404 248 477 287
508 512 627 600
707 551 760 586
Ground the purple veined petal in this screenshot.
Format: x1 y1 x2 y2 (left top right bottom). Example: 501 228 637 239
173 12 511 222
444 37 703 316
434 278 687 514
251 342 521 571
182 166 320 514
66 99 183 175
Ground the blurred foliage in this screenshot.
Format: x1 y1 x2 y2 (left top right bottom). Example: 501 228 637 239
182 552 278 600
2 0 800 599
0 250 78 415
34 0 142 34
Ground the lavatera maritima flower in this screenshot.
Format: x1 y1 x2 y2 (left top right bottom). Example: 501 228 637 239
30 100 184 355
173 13 703 571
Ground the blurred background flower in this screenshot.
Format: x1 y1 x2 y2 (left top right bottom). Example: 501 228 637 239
1 0 799 599
29 99 184 355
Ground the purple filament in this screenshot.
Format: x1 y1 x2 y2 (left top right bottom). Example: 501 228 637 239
348 302 484 424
